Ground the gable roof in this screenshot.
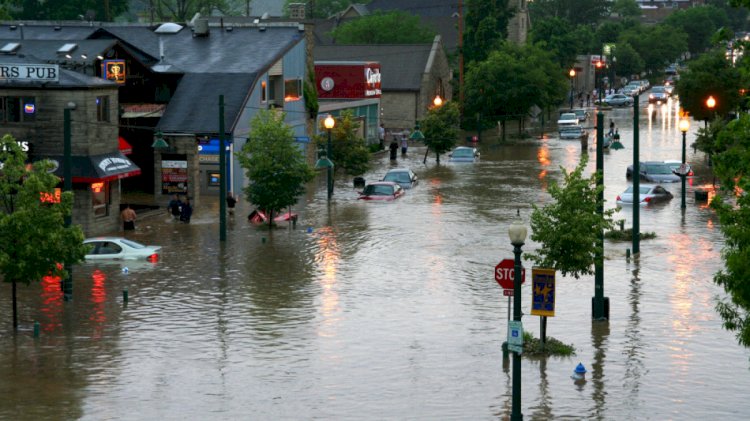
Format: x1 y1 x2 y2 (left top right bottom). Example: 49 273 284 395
0 39 117 66
315 44 433 91
366 0 458 17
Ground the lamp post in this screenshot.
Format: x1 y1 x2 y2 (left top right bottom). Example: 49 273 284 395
679 116 690 209
433 95 443 108
324 115 335 201
705 95 716 128
569 69 576 110
62 102 75 301
595 61 604 105
508 212 527 421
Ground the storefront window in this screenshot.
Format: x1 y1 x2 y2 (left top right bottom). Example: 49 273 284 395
261 80 267 103
96 96 110 122
91 181 110 217
1 96 36 123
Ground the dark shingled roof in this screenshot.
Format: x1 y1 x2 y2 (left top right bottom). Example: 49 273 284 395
315 44 433 91
0 39 117 66
156 72 257 133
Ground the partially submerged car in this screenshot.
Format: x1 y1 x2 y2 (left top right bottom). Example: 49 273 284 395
84 237 161 262
448 146 480 163
358 181 405 201
382 168 418 189
616 184 673 205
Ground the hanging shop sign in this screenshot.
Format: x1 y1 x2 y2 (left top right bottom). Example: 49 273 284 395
161 159 188 194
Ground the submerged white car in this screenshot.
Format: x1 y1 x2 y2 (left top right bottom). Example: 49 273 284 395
84 237 161 261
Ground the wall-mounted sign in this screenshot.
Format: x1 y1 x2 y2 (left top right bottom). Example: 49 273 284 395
102 59 126 84
161 159 188 194
40 188 61 204
0 64 59 82
315 62 381 99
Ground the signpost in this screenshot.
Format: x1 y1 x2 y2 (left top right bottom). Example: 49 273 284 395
531 267 556 343
507 320 523 354
495 259 526 295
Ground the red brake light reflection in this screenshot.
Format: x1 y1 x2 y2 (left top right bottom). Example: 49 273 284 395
147 253 159 262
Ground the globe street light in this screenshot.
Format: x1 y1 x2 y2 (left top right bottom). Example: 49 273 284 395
705 95 716 128
324 115 336 201
569 68 576 110
433 95 443 108
508 212 527 421
679 116 690 209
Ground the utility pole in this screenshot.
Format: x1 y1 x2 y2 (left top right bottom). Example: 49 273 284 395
219 95 227 242
458 0 464 111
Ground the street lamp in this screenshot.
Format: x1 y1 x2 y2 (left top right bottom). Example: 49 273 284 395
569 69 576 110
62 101 75 301
705 95 716 128
324 115 335 201
679 116 690 209
508 212 527 421
433 95 443 108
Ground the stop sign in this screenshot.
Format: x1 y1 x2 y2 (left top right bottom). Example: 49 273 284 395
495 259 525 290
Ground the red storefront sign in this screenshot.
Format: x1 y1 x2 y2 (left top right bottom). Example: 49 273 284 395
316 62 381 99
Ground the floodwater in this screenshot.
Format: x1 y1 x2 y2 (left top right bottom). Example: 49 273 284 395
2 98 750 420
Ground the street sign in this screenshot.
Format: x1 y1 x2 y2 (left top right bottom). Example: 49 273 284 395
503 289 514 297
508 320 524 354
495 259 526 290
677 163 689 176
531 268 556 317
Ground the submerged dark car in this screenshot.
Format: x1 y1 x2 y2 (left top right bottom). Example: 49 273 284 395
358 181 405 201
382 168 418 189
448 146 480 163
626 161 681 183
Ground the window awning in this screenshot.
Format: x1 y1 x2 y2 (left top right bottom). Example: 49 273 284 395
118 136 132 155
38 152 141 183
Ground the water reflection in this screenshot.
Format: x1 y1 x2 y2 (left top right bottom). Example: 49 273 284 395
623 265 645 410
589 322 609 417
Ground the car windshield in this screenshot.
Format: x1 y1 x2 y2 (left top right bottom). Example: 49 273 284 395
120 239 146 249
384 172 411 183
645 164 673 174
652 86 665 93
363 184 393 196
560 113 576 120
452 148 474 158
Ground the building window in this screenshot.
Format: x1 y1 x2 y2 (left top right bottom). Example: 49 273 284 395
96 96 110 122
261 80 267 103
1 96 36 123
284 79 302 101
91 181 110 217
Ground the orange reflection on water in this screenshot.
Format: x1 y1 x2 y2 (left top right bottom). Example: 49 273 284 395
40 275 62 333
537 143 550 189
430 178 443 206
90 269 107 338
315 226 341 338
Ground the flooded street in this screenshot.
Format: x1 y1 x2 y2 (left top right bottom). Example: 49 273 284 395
2 100 750 420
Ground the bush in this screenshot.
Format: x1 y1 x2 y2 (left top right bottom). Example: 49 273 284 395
522 332 576 356
604 228 656 241
368 143 382 153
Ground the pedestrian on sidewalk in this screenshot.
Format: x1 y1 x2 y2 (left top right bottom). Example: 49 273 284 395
121 204 136 231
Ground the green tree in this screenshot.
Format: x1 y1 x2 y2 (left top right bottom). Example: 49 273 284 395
464 43 567 136
708 114 750 347
664 5 730 55
0 135 87 331
619 24 687 75
151 0 230 22
421 100 460 163
611 41 644 81
530 17 583 68
329 11 435 44
611 0 641 19
314 110 370 176
676 49 742 121
284 0 358 19
527 155 617 278
237 110 315 227
529 0 610 26
10 0 129 21
463 0 515 64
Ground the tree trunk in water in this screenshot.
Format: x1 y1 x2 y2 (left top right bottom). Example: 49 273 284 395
423 147 429 164
268 210 274 228
436 152 440 164
12 280 17 331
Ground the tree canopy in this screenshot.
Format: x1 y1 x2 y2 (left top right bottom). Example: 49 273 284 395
675 49 743 121
421 100 460 163
529 0 610 26
664 5 730 55
284 0 357 19
0 134 87 330
329 11 436 44
314 110 370 176
463 0 515 64
527 155 617 278
8 0 129 21
237 110 315 225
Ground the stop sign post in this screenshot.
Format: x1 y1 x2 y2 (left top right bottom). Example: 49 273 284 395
495 259 525 296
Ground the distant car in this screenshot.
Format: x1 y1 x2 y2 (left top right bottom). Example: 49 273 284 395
557 112 579 126
448 146 480 163
626 161 681 183
571 108 589 123
559 125 587 140
663 160 694 177
616 184 674 205
358 181 404 201
382 168 418 189
621 86 639 96
649 86 670 104
84 237 161 261
602 94 634 107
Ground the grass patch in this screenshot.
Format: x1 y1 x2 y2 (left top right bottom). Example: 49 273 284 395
522 332 576 356
604 228 656 241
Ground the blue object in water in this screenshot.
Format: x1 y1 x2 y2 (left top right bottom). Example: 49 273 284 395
307 227 313 233
575 363 587 374
122 267 129 274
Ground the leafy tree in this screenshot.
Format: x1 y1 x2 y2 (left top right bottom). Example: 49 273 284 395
708 0 749 32
0 135 87 331
464 43 567 135
528 0 610 26
530 17 583 69
619 24 687 75
329 11 435 44
527 155 617 278
303 64 319 120
284 0 358 19
421 100 460 163
676 49 742 121
10 0 129 21
664 5 730 55
313 110 370 176
708 114 750 347
611 0 641 19
237 110 315 226
150 0 230 22
463 0 515 64
611 41 644 81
